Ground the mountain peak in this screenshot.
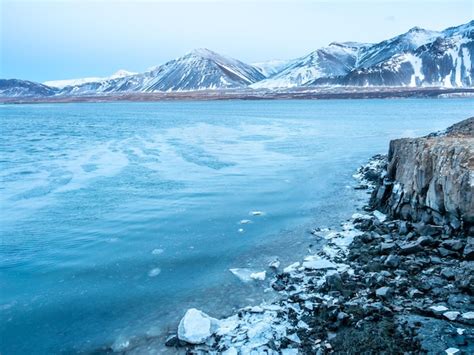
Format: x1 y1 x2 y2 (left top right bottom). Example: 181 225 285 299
189 48 219 59
407 26 426 33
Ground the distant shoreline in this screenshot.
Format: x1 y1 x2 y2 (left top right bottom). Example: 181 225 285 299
2 87 473 105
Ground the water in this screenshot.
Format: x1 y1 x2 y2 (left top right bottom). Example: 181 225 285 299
1 99 472 354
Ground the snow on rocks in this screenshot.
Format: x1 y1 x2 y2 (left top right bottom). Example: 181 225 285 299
373 210 387 222
302 255 337 270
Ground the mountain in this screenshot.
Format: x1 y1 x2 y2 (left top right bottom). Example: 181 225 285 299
1 20 473 99
251 60 290 77
310 20 473 87
251 42 367 89
43 70 136 89
59 49 265 95
355 27 440 68
0 79 58 97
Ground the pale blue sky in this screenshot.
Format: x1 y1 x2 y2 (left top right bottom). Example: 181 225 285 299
1 0 472 82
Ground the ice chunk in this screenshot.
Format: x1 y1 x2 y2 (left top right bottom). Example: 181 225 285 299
178 308 218 344
250 211 264 216
250 271 266 281
151 248 164 255
148 268 161 277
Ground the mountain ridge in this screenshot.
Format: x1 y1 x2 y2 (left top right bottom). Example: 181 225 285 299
1 20 473 98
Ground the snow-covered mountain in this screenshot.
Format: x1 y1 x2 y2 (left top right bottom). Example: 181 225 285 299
0 79 58 97
1 20 473 98
310 20 473 87
59 49 265 95
251 42 367 89
43 70 136 89
251 60 289 77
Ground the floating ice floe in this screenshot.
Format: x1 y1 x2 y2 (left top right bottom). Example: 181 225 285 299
148 268 161 277
238 228 244 233
178 308 219 344
445 348 460 355
239 219 252 224
250 211 264 216
151 248 164 255
229 268 266 282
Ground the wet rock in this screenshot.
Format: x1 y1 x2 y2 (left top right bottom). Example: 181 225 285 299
375 286 392 300
463 238 474 260
165 334 180 347
440 268 456 280
441 239 465 252
384 254 400 268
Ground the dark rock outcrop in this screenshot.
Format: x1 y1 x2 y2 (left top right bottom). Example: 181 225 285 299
371 117 473 234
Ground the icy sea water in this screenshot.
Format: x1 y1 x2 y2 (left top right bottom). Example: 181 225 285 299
1 99 473 354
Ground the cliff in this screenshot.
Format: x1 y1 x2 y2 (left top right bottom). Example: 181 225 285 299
371 117 474 234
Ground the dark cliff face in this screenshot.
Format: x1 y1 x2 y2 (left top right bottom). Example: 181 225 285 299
371 117 473 233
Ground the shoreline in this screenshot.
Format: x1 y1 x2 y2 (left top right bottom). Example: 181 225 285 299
160 119 473 354
1 87 474 105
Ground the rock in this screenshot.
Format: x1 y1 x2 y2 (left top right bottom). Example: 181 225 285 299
441 239 465 251
440 268 456 280
443 311 460 321
408 288 423 298
429 305 449 313
384 254 400 268
326 272 343 291
461 312 474 320
373 210 387 222
165 334 179 347
177 308 217 344
370 118 473 232
399 240 423 255
380 242 396 254
438 247 458 258
463 238 474 260
375 286 392 300
398 221 409 235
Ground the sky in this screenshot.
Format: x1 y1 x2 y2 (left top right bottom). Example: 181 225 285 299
1 0 473 82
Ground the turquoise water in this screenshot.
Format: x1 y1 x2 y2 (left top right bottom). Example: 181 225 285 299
1 99 472 354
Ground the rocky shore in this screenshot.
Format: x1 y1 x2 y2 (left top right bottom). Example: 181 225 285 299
167 118 473 354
